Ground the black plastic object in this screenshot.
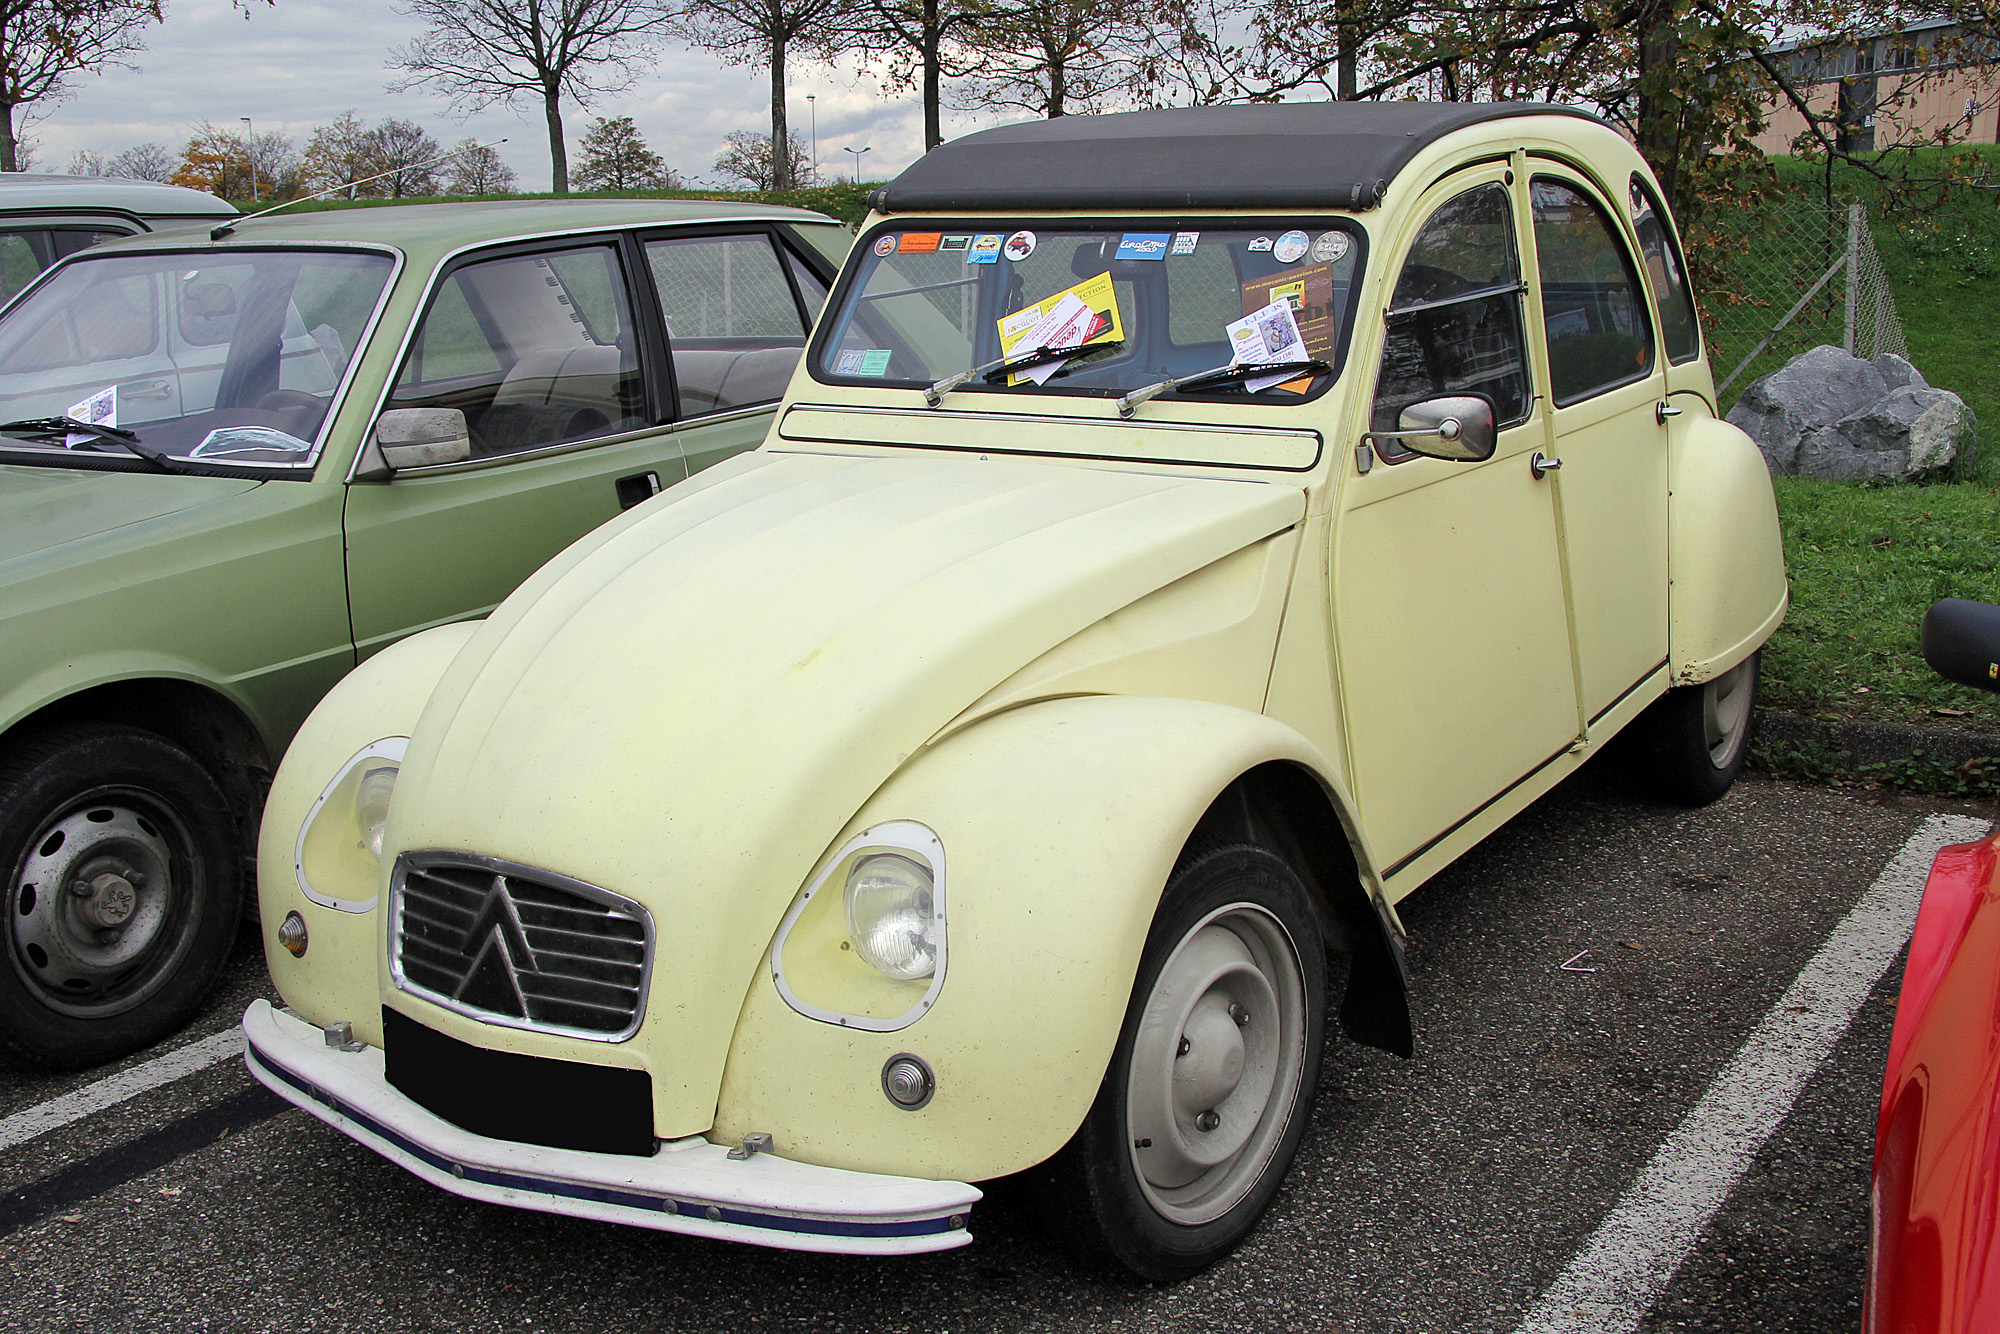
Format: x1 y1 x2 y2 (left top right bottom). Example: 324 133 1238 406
1922 598 2000 694
382 1006 656 1157
868 101 1603 215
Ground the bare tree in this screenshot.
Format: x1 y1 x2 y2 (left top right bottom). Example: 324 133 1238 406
303 110 383 198
855 0 986 150
446 137 518 193
712 127 807 188
677 0 856 188
0 2 164 172
373 117 445 196
107 140 173 180
391 0 680 194
954 0 1145 118
65 147 105 174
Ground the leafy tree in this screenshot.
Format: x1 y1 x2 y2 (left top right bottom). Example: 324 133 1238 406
855 0 987 149
372 117 444 197
954 0 1146 118
676 0 857 188
391 0 680 195
0 1 164 172
169 122 302 201
107 140 173 180
573 115 678 189
445 138 518 193
712 128 808 188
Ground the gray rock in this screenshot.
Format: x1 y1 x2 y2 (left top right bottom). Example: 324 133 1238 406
1727 344 1971 480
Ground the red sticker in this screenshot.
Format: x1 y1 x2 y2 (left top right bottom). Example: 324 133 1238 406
898 233 943 254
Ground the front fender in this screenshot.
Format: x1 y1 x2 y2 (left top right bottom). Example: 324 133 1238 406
256 621 481 1043
712 693 1350 1183
1668 414 1788 682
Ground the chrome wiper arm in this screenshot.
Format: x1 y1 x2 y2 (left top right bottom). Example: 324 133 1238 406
923 340 1127 407
1117 359 1330 418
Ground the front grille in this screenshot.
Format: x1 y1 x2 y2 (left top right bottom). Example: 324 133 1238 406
390 852 652 1041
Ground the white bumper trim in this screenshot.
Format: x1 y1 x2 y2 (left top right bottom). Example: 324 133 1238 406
242 1000 980 1256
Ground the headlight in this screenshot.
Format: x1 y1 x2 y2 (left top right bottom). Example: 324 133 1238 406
294 737 408 912
845 853 938 980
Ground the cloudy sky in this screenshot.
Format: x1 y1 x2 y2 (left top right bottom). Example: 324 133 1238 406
37 0 1011 190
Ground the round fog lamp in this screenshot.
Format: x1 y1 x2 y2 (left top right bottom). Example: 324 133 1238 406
277 910 308 958
881 1053 935 1109
844 853 938 980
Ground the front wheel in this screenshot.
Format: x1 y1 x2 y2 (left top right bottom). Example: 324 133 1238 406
1638 651 1759 807
0 724 243 1068
1032 843 1327 1281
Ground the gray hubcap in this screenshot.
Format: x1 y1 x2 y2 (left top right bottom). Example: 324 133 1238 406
1703 658 1755 768
1126 902 1308 1225
8 792 198 1018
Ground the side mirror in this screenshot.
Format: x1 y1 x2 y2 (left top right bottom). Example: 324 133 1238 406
1364 394 1497 463
1922 598 2000 694
374 407 470 471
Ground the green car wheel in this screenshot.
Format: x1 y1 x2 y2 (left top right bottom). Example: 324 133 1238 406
0 724 242 1069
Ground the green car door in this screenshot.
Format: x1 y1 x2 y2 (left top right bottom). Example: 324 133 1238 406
342 226 830 656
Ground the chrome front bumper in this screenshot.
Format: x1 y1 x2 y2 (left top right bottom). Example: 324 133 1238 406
242 1000 980 1256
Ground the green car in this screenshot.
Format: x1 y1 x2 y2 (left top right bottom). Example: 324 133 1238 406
0 199 849 1067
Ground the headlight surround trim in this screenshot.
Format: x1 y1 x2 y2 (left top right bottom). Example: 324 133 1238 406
293 736 408 913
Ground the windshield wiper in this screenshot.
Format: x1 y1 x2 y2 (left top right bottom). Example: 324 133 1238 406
1115 359 1330 418
923 340 1126 407
0 417 190 474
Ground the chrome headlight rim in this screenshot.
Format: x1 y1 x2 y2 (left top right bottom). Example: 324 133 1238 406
771 820 947 1033
292 736 408 913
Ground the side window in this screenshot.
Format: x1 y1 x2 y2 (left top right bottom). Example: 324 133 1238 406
1628 176 1700 364
1531 178 1654 405
1372 182 1531 458
390 245 644 460
783 247 829 324
0 228 122 303
646 232 809 417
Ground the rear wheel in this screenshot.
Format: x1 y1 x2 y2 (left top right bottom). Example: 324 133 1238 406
1032 843 1327 1281
1639 651 1759 807
0 724 242 1068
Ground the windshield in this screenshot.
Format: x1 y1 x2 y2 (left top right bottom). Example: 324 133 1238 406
0 248 395 466
815 222 1361 406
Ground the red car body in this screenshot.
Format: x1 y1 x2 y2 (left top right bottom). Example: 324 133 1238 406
1869 830 2000 1333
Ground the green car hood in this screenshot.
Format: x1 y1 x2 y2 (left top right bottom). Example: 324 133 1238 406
0 465 262 568
389 448 1305 1131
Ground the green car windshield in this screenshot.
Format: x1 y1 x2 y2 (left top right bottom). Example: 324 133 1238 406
0 247 395 466
814 223 1361 405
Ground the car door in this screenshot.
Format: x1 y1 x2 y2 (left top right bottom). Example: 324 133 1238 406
1333 169 1579 875
639 226 829 479
1522 170 1671 721
0 222 136 305
341 235 691 658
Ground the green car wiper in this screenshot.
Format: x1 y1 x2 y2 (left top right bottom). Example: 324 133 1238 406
923 340 1126 407
0 417 190 474
1116 359 1330 418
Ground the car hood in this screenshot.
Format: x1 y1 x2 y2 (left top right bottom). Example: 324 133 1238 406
389 448 1305 1131
0 465 262 567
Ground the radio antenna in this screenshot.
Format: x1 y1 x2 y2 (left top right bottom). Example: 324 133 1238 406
210 138 511 240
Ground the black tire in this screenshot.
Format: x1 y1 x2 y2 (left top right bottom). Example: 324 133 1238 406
1638 651 1759 807
1030 843 1328 1281
0 724 242 1069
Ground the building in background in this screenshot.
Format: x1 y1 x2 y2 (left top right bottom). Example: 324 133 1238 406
1755 20 1999 154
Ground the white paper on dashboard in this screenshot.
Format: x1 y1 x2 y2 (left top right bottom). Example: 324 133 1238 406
1225 300 1309 391
1012 291 1100 385
65 385 117 447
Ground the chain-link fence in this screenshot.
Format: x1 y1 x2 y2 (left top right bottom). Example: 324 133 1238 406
1688 201 1908 409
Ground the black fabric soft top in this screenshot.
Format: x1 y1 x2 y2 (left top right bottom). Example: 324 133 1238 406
868 101 1602 214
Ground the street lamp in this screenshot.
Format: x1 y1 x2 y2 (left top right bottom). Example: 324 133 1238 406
806 94 817 186
843 144 870 185
239 116 258 202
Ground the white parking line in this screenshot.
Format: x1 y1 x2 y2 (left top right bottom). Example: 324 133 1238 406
0 1026 244 1154
1514 812 1992 1334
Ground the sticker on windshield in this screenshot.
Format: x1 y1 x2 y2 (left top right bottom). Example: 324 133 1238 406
836 348 894 376
995 270 1123 385
1311 231 1350 263
967 234 1003 264
1003 230 1037 261
940 235 971 253
1171 231 1200 255
1273 229 1310 263
1246 236 1274 253
1114 233 1171 261
873 234 897 257
1226 299 1309 392
188 426 313 460
898 233 942 254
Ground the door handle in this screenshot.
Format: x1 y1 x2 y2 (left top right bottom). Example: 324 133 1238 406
122 379 173 401
1530 451 1562 479
616 471 662 510
1656 400 1683 425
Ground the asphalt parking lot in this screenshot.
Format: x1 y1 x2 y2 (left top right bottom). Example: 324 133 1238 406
1 758 1990 1334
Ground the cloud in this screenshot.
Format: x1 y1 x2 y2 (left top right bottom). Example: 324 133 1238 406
36 0 1027 188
